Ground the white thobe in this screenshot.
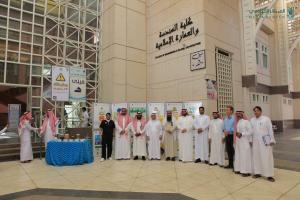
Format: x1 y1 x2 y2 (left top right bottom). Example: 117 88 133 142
115 117 131 159
145 120 162 159
209 119 225 166
251 116 275 177
20 121 38 162
234 119 253 174
194 114 210 161
129 121 146 156
177 116 194 162
44 121 57 148
81 111 89 127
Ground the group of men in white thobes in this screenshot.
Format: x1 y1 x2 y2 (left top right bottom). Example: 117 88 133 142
17 105 276 182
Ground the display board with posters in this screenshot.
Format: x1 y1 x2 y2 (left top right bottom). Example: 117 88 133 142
183 102 203 118
166 102 183 121
128 103 147 118
92 103 111 129
206 79 218 100
111 103 128 121
147 103 165 123
8 104 21 132
69 67 86 102
51 66 70 101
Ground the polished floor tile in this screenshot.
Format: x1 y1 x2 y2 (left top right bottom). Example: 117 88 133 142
0 159 300 200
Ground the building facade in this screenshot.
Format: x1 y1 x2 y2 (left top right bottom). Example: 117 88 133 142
101 0 300 131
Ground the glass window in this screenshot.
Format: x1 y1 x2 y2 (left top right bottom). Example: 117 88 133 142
9 19 20 30
9 9 21 19
8 30 19 40
33 35 43 45
0 27 6 38
6 63 30 84
33 45 42 54
263 54 268 68
21 33 32 43
22 12 32 22
20 53 31 63
10 0 21 8
0 16 7 27
34 15 44 25
35 5 44 15
0 6 7 17
22 22 32 32
7 51 18 61
0 39 5 60
21 43 31 53
32 65 42 75
23 2 33 12
8 41 19 51
0 62 4 82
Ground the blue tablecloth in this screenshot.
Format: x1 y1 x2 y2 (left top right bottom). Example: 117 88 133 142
46 140 94 166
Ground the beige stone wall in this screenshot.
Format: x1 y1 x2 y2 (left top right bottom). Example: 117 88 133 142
100 0 147 103
146 0 242 114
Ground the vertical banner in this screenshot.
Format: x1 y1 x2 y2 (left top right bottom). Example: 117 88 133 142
183 102 203 118
166 102 183 120
128 103 147 118
206 79 218 100
112 103 128 121
69 67 86 102
147 103 165 122
8 104 21 132
52 66 69 101
92 103 111 129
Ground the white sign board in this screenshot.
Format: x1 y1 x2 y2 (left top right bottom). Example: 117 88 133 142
147 103 165 122
52 66 69 101
166 102 183 120
112 103 128 121
8 104 21 132
183 102 203 117
92 103 111 129
128 103 147 118
69 67 86 102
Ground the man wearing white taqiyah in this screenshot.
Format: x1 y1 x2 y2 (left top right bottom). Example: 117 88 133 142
145 111 162 160
209 111 225 166
176 108 194 162
251 106 276 182
194 106 210 164
234 111 253 177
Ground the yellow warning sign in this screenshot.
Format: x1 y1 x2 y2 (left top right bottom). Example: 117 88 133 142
56 73 65 81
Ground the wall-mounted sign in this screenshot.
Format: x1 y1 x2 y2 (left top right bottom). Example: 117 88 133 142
190 50 206 71
52 66 69 101
206 79 218 100
69 67 86 102
154 16 201 59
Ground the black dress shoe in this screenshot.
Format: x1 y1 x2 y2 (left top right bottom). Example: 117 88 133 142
267 177 275 182
166 157 170 161
252 174 262 179
204 160 209 164
224 165 232 169
133 156 138 160
194 158 201 163
179 159 182 162
235 171 240 174
142 156 146 161
241 173 250 177
171 157 176 161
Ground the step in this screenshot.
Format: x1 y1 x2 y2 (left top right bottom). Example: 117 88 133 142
0 146 45 154
0 151 45 162
0 142 44 149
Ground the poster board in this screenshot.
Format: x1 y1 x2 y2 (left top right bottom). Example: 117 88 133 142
147 103 165 123
128 103 147 118
51 66 69 101
8 104 21 132
166 102 183 121
69 67 86 102
183 102 203 118
112 103 128 121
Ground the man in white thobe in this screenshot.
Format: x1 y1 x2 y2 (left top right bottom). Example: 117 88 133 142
115 108 132 160
40 109 58 148
145 112 162 160
129 112 147 160
209 112 225 166
234 111 253 177
176 109 194 162
18 112 39 163
81 107 89 127
194 106 210 164
251 106 276 182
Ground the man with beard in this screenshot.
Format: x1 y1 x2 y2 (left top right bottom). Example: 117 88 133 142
163 111 176 161
176 109 194 162
209 112 225 167
194 106 210 164
129 112 147 160
115 108 132 160
40 109 59 148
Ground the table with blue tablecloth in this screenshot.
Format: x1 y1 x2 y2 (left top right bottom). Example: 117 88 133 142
45 140 94 166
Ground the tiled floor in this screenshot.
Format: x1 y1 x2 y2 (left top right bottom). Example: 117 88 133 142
0 159 300 200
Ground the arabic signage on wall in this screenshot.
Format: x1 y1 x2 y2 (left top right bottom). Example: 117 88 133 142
69 67 86 102
155 16 201 59
52 66 70 101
